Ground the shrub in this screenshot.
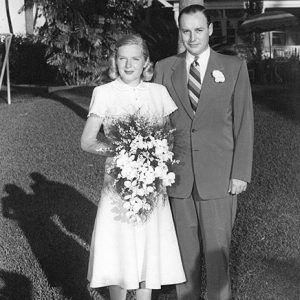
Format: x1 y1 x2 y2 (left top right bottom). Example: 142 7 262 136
34 0 146 85
0 35 60 85
133 5 178 63
36 0 106 85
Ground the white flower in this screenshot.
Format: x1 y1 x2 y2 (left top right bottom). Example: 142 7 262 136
123 201 131 210
147 140 154 149
115 150 134 168
121 164 137 180
162 150 174 162
124 180 137 189
124 181 131 188
146 186 154 193
212 70 225 83
137 188 146 197
143 203 151 211
163 172 176 186
132 135 148 150
154 164 168 178
130 197 143 213
144 167 155 184
154 139 168 153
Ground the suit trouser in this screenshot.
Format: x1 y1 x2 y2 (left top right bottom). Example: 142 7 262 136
170 186 237 300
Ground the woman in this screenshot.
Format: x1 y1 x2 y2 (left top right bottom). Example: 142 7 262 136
81 34 185 300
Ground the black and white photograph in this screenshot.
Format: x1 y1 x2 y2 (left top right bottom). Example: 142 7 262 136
0 1 299 299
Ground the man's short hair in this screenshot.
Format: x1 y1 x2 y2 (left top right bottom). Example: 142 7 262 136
178 4 211 26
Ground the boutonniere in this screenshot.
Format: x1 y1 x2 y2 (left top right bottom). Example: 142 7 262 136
212 70 225 83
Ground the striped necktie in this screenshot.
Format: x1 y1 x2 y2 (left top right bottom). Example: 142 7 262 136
188 57 201 112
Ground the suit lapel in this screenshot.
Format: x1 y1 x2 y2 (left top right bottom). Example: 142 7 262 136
195 50 224 119
171 53 194 119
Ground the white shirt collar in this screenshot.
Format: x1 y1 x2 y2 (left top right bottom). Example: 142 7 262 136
114 77 147 91
186 47 210 66
186 47 210 82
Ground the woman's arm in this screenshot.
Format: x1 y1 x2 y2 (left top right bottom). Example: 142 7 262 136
81 114 114 156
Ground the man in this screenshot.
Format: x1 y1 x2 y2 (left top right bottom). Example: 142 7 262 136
153 5 253 300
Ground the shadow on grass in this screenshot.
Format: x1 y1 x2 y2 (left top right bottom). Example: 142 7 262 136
252 85 300 122
0 86 48 105
262 256 300 291
0 270 32 300
46 86 95 120
0 86 91 122
2 172 97 300
47 93 89 120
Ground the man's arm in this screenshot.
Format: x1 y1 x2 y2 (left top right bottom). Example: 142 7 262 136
231 60 254 186
152 61 163 84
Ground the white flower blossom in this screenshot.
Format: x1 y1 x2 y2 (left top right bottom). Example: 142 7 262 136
143 203 151 211
163 172 176 186
212 70 225 83
154 164 168 178
146 186 154 193
137 188 145 197
123 201 131 210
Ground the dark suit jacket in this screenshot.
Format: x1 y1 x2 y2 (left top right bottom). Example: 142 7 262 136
153 50 254 200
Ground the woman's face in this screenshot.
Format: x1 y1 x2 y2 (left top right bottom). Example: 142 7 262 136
116 44 146 86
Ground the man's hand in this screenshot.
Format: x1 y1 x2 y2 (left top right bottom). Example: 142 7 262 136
228 179 247 195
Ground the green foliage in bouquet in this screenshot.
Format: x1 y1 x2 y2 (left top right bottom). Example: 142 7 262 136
108 114 175 150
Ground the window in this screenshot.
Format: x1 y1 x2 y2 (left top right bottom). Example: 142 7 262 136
272 32 286 46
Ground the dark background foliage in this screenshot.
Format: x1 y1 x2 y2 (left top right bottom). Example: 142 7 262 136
1 0 180 86
1 0 264 86
134 5 178 63
36 0 106 85
0 35 60 85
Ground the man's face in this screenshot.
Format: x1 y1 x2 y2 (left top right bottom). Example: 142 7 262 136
179 11 213 56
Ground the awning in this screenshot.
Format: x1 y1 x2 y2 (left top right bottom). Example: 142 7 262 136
239 11 299 33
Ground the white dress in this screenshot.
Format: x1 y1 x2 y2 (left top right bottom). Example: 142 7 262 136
87 78 186 290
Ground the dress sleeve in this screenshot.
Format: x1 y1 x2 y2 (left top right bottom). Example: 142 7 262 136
160 85 177 117
87 86 108 118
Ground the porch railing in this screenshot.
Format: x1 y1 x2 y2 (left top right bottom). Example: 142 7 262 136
265 45 300 60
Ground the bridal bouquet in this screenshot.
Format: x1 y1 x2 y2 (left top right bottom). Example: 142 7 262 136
108 114 178 223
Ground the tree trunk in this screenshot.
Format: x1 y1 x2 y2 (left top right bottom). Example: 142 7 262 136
33 5 39 29
177 0 204 53
25 7 34 35
245 0 263 60
25 0 34 35
5 0 13 34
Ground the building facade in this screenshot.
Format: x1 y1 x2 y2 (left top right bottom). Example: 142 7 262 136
166 0 300 59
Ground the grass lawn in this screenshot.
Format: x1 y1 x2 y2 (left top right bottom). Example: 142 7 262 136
0 84 299 300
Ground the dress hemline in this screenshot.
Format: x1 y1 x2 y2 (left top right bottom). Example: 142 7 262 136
88 278 186 290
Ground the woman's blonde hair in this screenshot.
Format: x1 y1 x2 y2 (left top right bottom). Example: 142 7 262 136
108 34 153 82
